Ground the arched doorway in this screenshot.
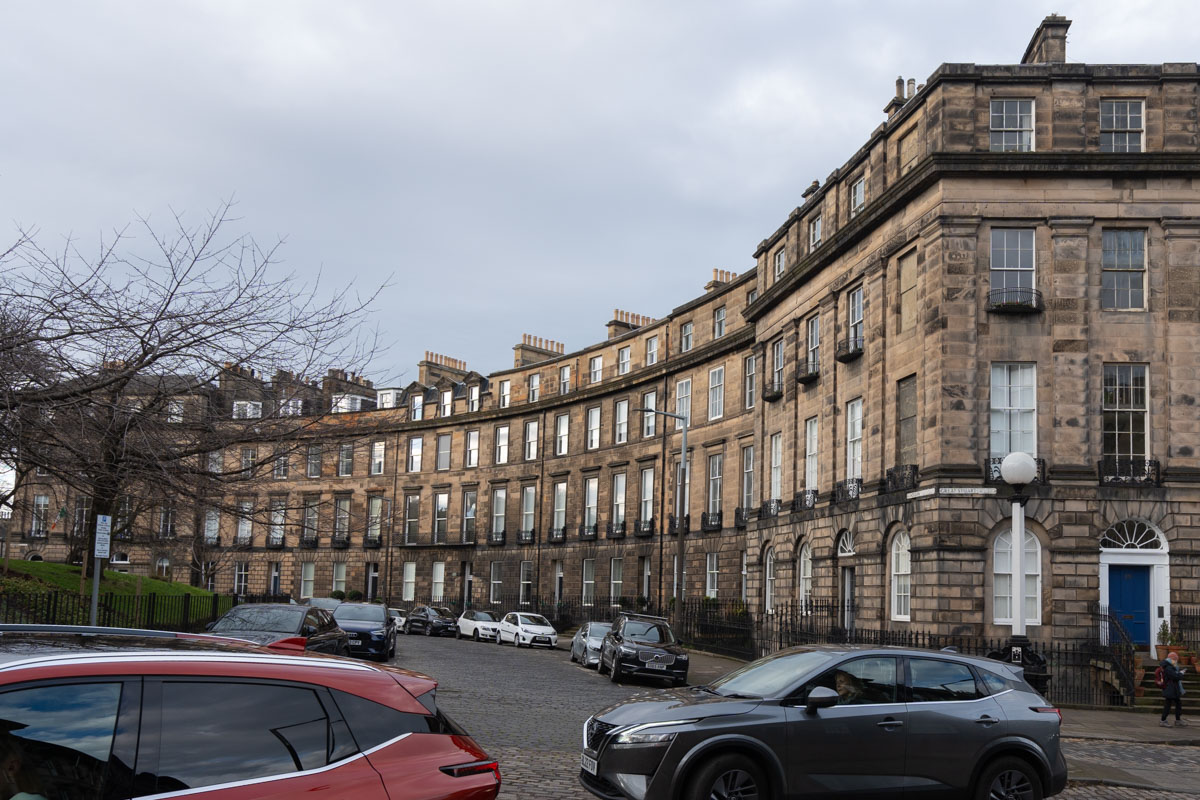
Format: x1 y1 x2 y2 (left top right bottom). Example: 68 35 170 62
836 530 856 631
1099 520 1169 646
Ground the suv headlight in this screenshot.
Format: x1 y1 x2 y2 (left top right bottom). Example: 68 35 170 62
370 629 386 638
618 645 637 656
614 720 699 745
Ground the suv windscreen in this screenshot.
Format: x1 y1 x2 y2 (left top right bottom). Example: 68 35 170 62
708 650 835 698
622 620 674 644
212 606 303 633
334 605 387 623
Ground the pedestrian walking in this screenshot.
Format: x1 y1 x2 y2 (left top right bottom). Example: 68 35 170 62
1158 651 1188 728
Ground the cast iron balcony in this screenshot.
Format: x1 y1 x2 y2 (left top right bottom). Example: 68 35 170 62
233 533 252 549
986 287 1044 314
796 358 820 384
203 534 221 548
579 523 598 540
701 511 723 532
488 529 506 546
517 529 535 544
834 478 862 504
762 379 784 402
733 507 749 528
606 520 626 539
1098 457 1162 487
760 498 781 518
548 526 566 543
461 519 476 544
299 533 318 549
987 457 1046 485
266 533 285 550
667 514 690 535
363 534 382 549
885 464 919 493
835 337 864 363
794 489 818 511
331 534 350 549
634 518 655 537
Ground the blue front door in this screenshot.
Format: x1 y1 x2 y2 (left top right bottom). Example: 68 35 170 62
1109 565 1151 645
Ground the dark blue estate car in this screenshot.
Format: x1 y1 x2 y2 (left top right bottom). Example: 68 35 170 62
331 602 396 661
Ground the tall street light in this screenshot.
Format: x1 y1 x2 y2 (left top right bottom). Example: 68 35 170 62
998 451 1049 694
634 406 687 622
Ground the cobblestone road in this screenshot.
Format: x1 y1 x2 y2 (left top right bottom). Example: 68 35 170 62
388 633 1199 799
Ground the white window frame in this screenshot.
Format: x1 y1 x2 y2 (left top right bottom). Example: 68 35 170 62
553 481 567 530
610 557 623 602
611 472 626 526
639 467 654 522
993 528 1042 626
990 228 1035 292
519 561 533 605
494 425 509 464
410 394 424 421
1101 229 1146 311
990 363 1037 458
301 562 315 600
805 416 819 488
402 562 416 602
233 400 262 420
706 552 719 599
440 389 452 417
645 336 658 366
772 338 784 388
434 492 449 540
618 346 631 375
407 438 422 472
584 477 599 527
490 561 502 603
332 562 347 595
798 543 813 609
528 374 540 402
615 400 628 444
520 486 536 534
468 385 480 412
707 453 723 514
524 420 538 460
846 398 863 480
1102 363 1149 460
989 98 1034 152
773 248 785 280
432 562 446 603
466 430 480 467
586 407 601 450
680 322 693 353
769 432 782 501
891 531 911 621
589 356 603 384
713 306 726 339
809 214 822 249
848 286 864 344
850 176 865 217
764 547 776 613
559 365 571 395
491 488 507 535
675 378 691 429
741 445 754 508
744 355 756 408
1100 99 1144 153
708 366 724 420
436 433 451 471
582 558 595 606
555 413 569 455
370 441 385 475
498 380 511 408
642 391 657 437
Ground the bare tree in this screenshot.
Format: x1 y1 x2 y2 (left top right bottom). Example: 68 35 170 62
2 201 383 583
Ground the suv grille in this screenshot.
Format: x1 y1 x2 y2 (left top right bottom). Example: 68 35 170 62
638 651 675 665
587 717 618 750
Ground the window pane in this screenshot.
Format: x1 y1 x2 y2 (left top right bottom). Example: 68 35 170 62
801 657 898 705
908 659 982 702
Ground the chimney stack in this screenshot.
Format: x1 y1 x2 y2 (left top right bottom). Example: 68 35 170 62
1022 14 1071 64
906 78 916 98
607 309 656 340
705 269 739 293
514 334 565 366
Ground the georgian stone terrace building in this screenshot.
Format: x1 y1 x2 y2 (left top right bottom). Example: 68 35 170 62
12 17 1200 645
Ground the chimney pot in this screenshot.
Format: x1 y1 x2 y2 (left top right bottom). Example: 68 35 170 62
896 76 904 97
907 78 915 98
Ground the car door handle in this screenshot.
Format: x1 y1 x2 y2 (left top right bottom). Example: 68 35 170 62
876 718 904 729
974 716 999 725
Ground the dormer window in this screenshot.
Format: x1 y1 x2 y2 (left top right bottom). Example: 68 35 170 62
232 400 262 420
411 394 424 420
468 385 480 412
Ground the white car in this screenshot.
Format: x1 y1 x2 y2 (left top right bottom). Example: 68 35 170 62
497 612 558 648
456 609 500 641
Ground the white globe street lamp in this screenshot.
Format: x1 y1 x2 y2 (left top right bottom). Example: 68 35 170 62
1000 452 1037 638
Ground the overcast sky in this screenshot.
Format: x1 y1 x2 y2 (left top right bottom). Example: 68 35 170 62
2 1 1196 387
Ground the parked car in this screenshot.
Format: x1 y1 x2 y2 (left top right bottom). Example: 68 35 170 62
570 622 612 668
333 602 397 661
598 613 688 686
306 597 343 612
208 603 350 655
404 605 457 636
580 644 1067 800
0 624 500 800
497 612 558 648
457 609 501 641
389 607 409 627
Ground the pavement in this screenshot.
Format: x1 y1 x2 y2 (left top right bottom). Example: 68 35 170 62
387 632 1200 799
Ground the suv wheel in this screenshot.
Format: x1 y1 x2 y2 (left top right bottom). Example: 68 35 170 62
598 655 609 676
609 659 621 683
685 753 765 800
974 757 1042 800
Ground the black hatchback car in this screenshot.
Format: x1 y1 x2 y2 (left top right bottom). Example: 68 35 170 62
403 605 457 636
598 613 688 686
208 603 350 655
580 644 1068 800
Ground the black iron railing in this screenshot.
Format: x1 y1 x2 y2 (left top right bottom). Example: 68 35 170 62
667 515 690 535
234 534 253 549
1098 457 1162 487
794 489 817 511
488 530 506 545
885 465 919 493
760 498 781 518
634 518 655 537
363 535 382 549
579 523 598 540
796 359 820 384
762 379 784 402
517 529 535 544
606 521 626 539
733 508 749 528
834 478 862 503
203 535 221 548
986 287 1044 314
987 456 1047 485
299 534 318 549
331 534 350 549
701 511 722 532
835 337 864 362
266 534 285 550
548 526 566 543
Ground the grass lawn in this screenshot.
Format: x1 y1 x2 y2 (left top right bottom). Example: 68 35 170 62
0 559 215 597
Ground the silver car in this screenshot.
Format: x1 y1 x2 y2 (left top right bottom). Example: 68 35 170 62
580 644 1068 800
570 622 612 668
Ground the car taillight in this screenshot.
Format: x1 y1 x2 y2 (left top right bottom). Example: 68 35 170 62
1031 706 1061 723
439 759 501 783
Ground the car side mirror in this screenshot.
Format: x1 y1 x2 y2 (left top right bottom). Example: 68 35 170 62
301 625 317 638
204 621 216 631
805 686 839 716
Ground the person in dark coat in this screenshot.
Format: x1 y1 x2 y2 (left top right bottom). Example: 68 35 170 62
1160 651 1187 728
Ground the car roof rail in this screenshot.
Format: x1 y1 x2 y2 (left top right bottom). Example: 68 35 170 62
618 612 669 622
940 646 959 653
0 623 181 638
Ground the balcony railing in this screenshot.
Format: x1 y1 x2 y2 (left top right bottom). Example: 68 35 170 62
233 534 252 548
203 535 221 548
517 529 535 544
548 526 567 543
579 523 598 540
760 498 781 518
461 521 476 545
634 518 655 537
488 530 506 546
986 287 1044 314
701 511 723 532
667 515 691 535
606 520 626 539
794 489 817 511
331 534 350 549
796 359 820 384
364 534 382 549
885 464 919 493
762 379 784 402
986 457 1047 485
834 478 862 504
1098 457 1162 487
266 534 285 550
299 533 318 549
835 337 864 363
733 507 749 528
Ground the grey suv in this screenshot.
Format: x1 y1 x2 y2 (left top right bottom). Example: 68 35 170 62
580 645 1067 800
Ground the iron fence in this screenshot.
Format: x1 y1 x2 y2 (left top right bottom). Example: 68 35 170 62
0 591 289 632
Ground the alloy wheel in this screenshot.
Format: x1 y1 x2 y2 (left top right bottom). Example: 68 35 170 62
988 770 1035 800
707 768 759 800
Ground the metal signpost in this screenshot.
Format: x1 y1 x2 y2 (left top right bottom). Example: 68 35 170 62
91 514 112 626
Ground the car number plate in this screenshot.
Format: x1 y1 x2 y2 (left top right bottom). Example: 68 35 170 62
580 753 598 775
648 661 667 670
535 636 549 642
348 638 360 645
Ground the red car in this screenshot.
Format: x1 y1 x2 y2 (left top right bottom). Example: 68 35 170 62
0 624 500 799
